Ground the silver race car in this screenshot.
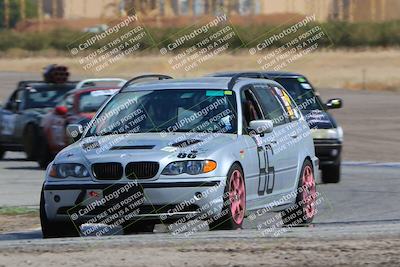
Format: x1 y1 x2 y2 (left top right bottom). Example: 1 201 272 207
40 74 318 238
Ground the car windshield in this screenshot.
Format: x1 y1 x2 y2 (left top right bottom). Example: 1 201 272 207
86 89 238 137
274 78 323 110
78 89 118 113
25 83 76 109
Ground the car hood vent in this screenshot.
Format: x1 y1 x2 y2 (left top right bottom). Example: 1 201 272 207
110 145 155 150
171 139 202 148
82 141 100 151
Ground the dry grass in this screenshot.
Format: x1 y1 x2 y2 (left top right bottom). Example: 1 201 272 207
0 214 40 233
0 49 399 90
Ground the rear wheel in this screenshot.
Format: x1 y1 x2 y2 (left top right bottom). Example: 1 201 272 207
122 221 155 234
281 160 317 226
0 146 5 160
209 164 246 230
321 162 341 183
40 187 80 238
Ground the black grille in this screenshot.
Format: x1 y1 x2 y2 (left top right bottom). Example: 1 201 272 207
126 162 159 179
92 163 123 180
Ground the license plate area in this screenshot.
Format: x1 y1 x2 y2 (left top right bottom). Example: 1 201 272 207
68 184 145 221
102 183 144 207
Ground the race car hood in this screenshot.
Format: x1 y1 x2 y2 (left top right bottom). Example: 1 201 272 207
302 109 337 129
55 132 237 164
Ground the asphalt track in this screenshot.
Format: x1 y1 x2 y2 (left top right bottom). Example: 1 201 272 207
0 152 399 242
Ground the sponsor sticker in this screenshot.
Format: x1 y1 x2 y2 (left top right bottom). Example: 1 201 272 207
300 83 312 90
206 90 224 97
90 89 119 97
161 146 178 152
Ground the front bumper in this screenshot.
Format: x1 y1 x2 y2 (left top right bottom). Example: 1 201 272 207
313 139 342 167
43 178 226 225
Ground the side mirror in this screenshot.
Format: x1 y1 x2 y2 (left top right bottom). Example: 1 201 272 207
249 120 274 134
66 124 84 142
326 98 343 109
55 106 68 116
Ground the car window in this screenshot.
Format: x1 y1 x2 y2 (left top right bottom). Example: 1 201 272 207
86 89 237 136
252 84 287 126
241 87 263 130
78 89 117 113
23 83 76 109
57 94 73 111
274 77 323 110
270 85 301 122
65 94 74 111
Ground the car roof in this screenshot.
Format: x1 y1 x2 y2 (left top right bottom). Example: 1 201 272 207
69 86 120 95
210 71 305 79
123 77 277 92
21 82 78 91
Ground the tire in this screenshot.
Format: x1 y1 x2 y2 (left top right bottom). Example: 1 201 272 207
122 221 155 234
209 163 246 230
0 146 5 160
281 159 317 226
40 187 80 238
37 138 53 169
23 124 40 160
321 163 341 183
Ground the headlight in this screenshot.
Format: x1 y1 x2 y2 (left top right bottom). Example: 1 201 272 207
162 160 217 175
49 163 90 178
311 127 343 142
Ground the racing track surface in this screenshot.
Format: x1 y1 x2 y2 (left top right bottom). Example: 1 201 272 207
0 152 399 236
0 153 400 266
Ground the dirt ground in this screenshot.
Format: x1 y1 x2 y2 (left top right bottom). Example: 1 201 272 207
0 214 39 234
0 235 399 266
0 50 399 92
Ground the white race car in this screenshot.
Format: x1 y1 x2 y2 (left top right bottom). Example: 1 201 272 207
40 73 318 238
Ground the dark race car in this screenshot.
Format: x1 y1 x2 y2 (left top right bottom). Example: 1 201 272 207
38 78 126 168
0 79 77 160
209 71 343 183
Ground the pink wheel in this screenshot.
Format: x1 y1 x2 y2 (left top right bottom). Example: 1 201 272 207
209 164 246 230
302 165 316 219
281 160 316 226
229 170 246 225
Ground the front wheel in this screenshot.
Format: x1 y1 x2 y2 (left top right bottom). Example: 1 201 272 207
122 221 155 234
281 160 317 226
40 187 80 238
209 164 246 230
321 163 341 183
